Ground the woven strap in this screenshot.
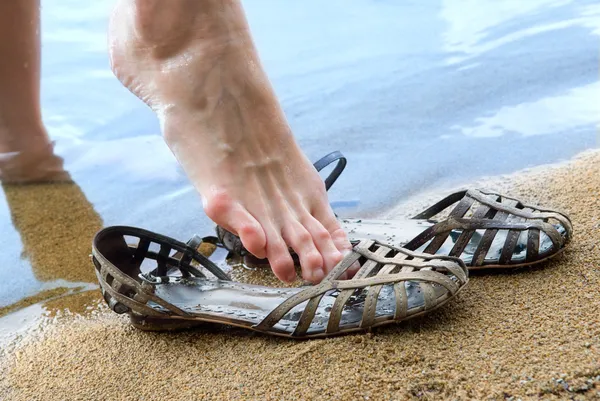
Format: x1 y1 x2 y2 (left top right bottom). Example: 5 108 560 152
405 189 572 266
254 240 468 336
94 227 468 336
92 226 230 317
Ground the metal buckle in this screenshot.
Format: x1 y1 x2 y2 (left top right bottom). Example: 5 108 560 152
138 273 162 284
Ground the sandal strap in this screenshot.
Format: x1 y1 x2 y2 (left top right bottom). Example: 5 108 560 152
216 225 248 256
406 189 572 266
167 235 220 279
127 229 229 282
254 240 468 335
468 189 572 231
312 150 347 191
92 226 231 317
93 241 190 316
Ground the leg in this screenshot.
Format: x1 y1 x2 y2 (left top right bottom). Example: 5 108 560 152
109 0 351 283
0 0 68 183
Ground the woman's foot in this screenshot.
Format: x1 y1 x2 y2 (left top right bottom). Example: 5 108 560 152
108 0 351 283
0 140 70 183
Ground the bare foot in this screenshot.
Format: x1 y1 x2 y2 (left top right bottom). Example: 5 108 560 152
108 0 351 283
0 140 70 184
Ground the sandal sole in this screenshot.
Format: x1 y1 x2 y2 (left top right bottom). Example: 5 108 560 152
467 246 567 271
127 282 467 339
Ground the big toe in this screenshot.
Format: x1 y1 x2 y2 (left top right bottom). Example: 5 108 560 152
204 192 267 259
237 222 267 259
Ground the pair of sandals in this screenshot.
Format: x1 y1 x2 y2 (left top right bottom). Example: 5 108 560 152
92 152 572 339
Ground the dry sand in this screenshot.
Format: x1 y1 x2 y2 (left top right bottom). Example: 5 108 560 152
1 150 599 400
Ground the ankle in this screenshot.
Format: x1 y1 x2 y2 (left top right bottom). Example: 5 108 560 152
0 123 50 154
125 0 250 59
0 141 70 183
128 1 196 55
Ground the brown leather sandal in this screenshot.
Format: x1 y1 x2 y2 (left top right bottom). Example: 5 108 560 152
218 152 573 270
92 226 468 338
341 189 573 269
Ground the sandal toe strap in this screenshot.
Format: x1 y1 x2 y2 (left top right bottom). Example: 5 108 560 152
254 240 467 336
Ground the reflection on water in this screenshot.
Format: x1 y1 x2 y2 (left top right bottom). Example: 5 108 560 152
0 0 599 318
441 0 600 61
454 82 600 138
0 181 102 310
3 182 101 283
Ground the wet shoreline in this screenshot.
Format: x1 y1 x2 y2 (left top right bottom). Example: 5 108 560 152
1 149 599 400
1 0 599 397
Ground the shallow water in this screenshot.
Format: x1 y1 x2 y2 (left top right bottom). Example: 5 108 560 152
0 0 598 312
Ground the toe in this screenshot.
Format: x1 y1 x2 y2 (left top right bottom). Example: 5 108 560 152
345 256 361 279
330 226 352 253
266 232 296 283
311 201 352 253
329 227 359 278
282 223 324 284
203 190 236 223
237 221 267 259
302 214 344 275
203 190 267 258
309 206 357 279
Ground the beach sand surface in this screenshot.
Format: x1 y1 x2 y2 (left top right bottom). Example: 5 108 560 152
0 150 599 401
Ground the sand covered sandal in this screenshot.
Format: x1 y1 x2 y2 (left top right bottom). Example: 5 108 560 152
217 151 573 269
92 226 468 338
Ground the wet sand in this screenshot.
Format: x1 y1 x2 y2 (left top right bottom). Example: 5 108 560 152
1 150 599 400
